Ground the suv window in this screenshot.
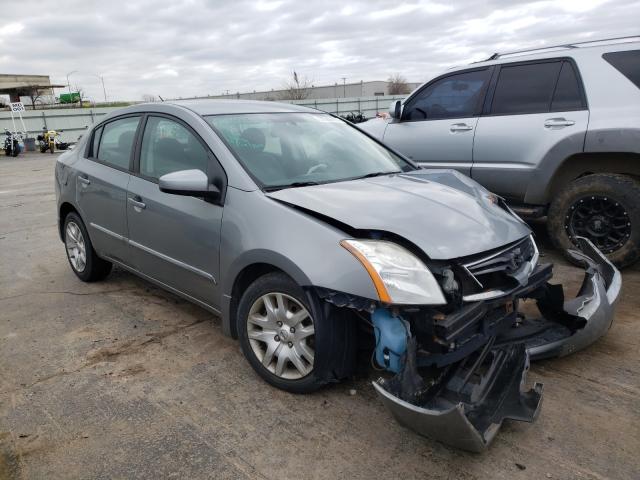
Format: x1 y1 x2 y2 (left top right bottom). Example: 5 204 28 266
97 117 140 169
551 61 584 111
139 116 209 180
491 61 562 115
404 69 490 121
603 50 640 89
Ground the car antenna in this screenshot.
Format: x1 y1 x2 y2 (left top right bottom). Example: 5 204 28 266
158 95 164 102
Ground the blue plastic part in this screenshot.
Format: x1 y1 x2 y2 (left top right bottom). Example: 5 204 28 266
371 307 409 373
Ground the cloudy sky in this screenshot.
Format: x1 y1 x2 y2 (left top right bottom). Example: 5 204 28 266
3 0 639 101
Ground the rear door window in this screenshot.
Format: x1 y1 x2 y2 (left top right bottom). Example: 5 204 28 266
403 69 491 121
97 116 140 170
551 61 585 111
603 50 640 89
490 61 562 115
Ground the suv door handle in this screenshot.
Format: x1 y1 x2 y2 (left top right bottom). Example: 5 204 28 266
544 118 575 128
78 175 90 186
450 123 473 132
128 196 146 210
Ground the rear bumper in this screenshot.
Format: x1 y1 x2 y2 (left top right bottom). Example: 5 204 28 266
373 237 620 452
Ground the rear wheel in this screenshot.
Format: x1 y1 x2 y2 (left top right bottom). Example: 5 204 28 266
63 212 112 281
237 272 355 393
547 173 640 267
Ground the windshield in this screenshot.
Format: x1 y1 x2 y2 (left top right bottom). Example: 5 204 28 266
206 113 414 189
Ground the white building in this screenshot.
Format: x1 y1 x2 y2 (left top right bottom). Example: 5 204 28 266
194 80 422 101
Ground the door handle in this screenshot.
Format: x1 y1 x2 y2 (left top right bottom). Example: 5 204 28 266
450 123 473 132
78 175 90 186
128 196 146 210
544 118 575 128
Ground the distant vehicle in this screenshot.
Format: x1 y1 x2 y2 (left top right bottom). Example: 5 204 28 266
55 100 620 451
3 129 21 157
37 128 69 153
359 36 640 267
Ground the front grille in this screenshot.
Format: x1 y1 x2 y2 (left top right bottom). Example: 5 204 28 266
460 236 537 294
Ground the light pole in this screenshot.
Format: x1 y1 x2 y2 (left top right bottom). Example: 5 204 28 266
90 74 107 102
341 77 347 97
66 70 78 105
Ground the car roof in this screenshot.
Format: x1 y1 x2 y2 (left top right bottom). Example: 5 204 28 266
165 99 319 116
447 38 640 72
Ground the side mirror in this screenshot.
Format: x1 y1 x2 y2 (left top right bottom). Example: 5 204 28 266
159 169 220 198
389 100 403 119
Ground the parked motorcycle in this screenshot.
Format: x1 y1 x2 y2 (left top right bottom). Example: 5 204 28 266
4 129 21 157
37 127 68 154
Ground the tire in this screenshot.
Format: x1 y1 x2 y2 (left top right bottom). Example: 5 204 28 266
50 143 54 154
11 141 18 157
547 173 640 268
40 145 47 153
63 212 112 282
236 272 355 394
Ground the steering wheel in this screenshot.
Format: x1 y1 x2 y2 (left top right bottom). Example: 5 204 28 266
306 163 328 175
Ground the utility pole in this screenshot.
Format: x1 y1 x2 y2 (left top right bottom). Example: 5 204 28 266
98 75 107 102
66 70 78 106
341 77 347 97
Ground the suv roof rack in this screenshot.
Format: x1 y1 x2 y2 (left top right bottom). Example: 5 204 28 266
485 35 640 61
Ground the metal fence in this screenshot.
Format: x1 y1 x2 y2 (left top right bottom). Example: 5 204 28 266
0 95 404 143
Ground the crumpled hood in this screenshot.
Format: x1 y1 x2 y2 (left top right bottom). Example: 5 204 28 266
265 170 531 260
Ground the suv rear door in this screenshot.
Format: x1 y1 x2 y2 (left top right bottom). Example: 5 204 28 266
382 68 492 176
472 59 589 202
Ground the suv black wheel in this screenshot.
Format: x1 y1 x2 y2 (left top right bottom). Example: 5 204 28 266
63 212 113 282
548 173 640 267
236 272 355 394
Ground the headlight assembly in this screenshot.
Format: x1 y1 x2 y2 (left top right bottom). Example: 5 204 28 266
340 239 446 305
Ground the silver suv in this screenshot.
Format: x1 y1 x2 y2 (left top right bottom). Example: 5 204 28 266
359 37 640 267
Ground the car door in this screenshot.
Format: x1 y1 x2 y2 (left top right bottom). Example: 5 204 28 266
75 115 141 263
126 114 224 308
472 59 589 202
382 68 492 175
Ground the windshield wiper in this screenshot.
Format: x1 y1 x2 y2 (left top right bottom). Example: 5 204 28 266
263 181 320 192
352 171 401 180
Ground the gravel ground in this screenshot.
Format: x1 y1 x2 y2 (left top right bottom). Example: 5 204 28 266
1 152 639 479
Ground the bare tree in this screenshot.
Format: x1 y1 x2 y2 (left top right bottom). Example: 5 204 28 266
25 86 47 110
279 71 312 100
387 74 411 95
142 94 156 103
73 85 85 106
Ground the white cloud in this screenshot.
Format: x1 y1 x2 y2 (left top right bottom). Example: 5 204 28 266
1 0 638 101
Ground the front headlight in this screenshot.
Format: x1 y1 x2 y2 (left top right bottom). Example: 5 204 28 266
340 239 446 305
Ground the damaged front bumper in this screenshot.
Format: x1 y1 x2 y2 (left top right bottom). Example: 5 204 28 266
373 237 620 452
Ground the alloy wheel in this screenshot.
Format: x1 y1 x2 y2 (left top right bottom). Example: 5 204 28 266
65 221 87 272
565 195 631 253
246 292 315 380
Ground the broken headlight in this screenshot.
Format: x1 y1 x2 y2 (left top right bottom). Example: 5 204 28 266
341 239 446 305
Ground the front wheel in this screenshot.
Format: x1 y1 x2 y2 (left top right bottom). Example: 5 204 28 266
11 141 18 157
237 272 355 393
547 173 640 267
49 143 55 154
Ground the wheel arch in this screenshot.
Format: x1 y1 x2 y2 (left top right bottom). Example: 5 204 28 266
221 253 313 338
541 152 640 203
58 201 80 241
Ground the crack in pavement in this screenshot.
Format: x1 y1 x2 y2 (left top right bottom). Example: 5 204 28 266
0 318 210 396
0 288 139 302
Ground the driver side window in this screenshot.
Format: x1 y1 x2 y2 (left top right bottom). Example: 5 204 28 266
403 69 491 121
139 116 209 181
